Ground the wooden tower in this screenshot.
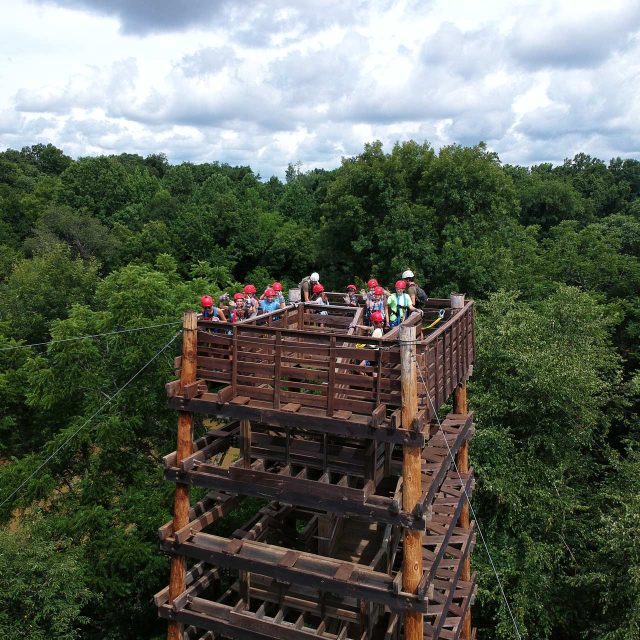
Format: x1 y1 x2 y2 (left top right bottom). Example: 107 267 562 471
156 297 477 639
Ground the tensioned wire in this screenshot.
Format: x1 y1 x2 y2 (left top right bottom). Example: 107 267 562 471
0 330 182 509
409 346 524 639
0 321 182 352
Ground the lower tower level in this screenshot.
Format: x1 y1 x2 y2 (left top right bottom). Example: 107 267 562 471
157 299 477 639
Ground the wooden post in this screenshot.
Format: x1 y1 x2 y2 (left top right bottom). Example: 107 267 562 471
454 382 472 640
167 310 197 640
400 325 423 639
239 418 251 606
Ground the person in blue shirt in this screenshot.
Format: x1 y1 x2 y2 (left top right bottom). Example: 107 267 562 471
259 288 282 315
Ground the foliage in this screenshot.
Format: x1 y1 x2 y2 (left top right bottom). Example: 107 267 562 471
0 141 638 639
0 525 92 639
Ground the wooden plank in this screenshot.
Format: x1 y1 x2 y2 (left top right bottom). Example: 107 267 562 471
273 332 282 410
168 396 425 445
164 533 429 613
165 379 181 398
327 336 336 417
231 325 238 397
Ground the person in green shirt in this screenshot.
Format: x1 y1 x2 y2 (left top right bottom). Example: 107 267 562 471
300 272 320 302
386 280 422 327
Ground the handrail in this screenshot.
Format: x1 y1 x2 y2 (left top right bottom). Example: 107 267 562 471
193 297 475 419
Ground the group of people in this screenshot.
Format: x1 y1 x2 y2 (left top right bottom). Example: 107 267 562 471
198 269 426 332
199 281 287 324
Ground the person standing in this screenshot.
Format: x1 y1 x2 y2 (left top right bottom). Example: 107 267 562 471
300 272 320 302
402 269 428 307
386 280 421 327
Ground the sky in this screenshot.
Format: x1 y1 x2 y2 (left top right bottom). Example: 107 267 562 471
1 0 639 178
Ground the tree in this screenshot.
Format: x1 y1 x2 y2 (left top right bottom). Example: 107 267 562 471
0 526 91 639
58 157 134 223
470 287 623 639
0 243 99 342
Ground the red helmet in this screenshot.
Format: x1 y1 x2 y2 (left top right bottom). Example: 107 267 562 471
313 283 324 294
395 280 407 290
346 284 357 291
265 288 275 297
374 286 384 296
200 295 213 307
272 282 283 292
243 284 256 295
371 311 384 324
233 292 245 301
367 278 378 289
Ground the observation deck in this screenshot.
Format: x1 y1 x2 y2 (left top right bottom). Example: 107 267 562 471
166 298 474 445
158 295 477 640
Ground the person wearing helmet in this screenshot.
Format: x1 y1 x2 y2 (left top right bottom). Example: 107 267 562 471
271 282 286 306
386 280 421 327
312 282 329 306
343 283 358 306
353 310 385 339
259 288 282 315
229 293 246 323
242 284 258 317
311 282 329 322
401 269 427 307
366 285 387 327
200 294 227 322
299 272 320 302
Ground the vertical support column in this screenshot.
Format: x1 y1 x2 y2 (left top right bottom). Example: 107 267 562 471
400 325 423 639
454 382 472 639
167 310 197 640
239 418 252 607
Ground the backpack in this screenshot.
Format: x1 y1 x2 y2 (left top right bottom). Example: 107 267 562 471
415 286 428 307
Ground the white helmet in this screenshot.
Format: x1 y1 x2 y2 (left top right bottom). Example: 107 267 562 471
310 272 320 282
402 269 414 279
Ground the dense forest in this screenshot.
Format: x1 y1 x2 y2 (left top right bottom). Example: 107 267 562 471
0 141 638 639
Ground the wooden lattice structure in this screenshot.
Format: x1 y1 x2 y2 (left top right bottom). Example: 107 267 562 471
157 298 477 639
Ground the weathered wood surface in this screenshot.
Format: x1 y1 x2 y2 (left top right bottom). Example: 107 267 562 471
168 394 427 445
161 531 429 613
184 300 475 427
168 310 198 640
159 300 477 640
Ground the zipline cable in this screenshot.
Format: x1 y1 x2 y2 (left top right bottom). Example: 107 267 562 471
0 321 182 352
0 330 182 509
412 353 524 640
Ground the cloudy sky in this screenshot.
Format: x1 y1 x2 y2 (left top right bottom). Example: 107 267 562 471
1 0 639 177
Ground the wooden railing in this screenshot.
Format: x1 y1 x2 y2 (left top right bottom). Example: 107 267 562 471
194 299 474 421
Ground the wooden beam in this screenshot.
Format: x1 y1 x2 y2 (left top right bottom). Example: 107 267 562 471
161 532 429 612
400 324 423 639
454 382 472 640
168 309 198 640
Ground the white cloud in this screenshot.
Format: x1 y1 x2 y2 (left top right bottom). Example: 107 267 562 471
0 0 639 176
